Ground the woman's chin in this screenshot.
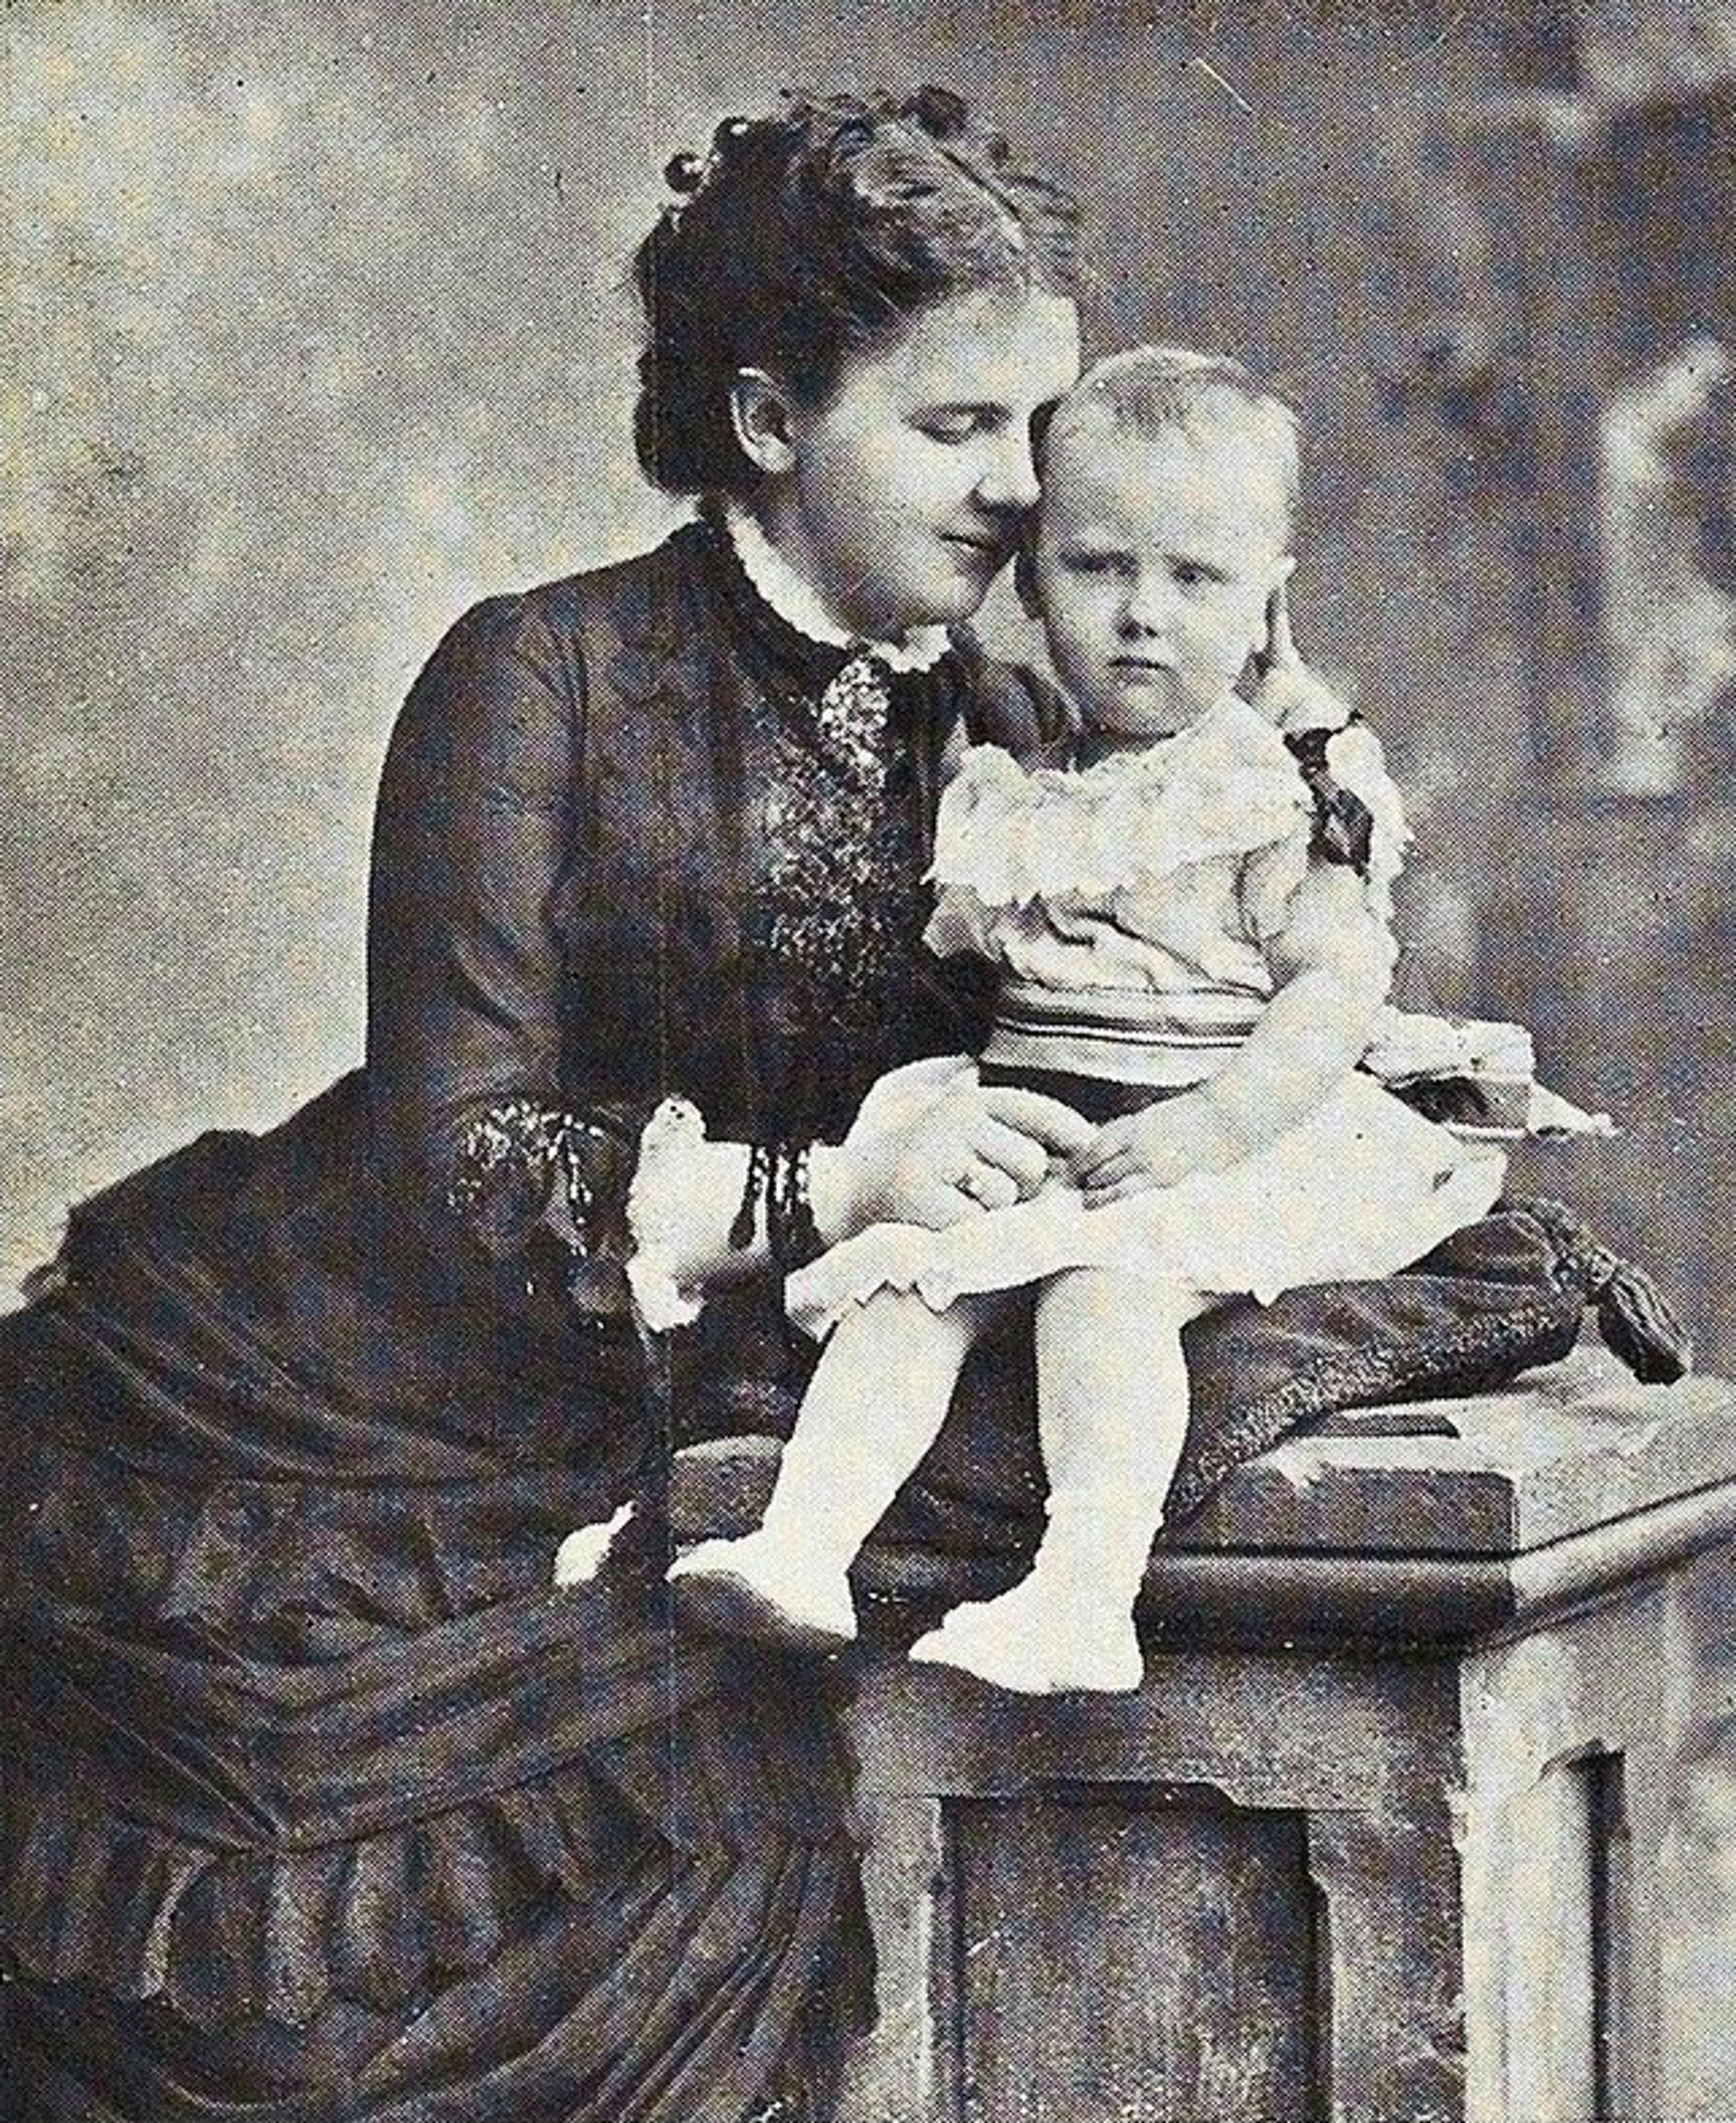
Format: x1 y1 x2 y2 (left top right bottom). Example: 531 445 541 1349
849 572 985 638
893 581 982 631
928 546 1010 619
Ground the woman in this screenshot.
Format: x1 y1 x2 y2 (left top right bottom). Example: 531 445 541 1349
0 87 1090 2122
0 77 1684 2123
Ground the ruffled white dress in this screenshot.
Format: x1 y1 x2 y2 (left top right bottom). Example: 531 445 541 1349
786 694 1510 1336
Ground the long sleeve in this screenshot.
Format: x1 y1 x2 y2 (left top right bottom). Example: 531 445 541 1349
364 586 637 1272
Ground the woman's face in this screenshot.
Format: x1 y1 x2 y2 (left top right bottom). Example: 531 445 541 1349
765 285 1081 639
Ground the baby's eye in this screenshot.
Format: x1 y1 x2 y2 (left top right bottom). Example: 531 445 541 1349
1060 549 1128 577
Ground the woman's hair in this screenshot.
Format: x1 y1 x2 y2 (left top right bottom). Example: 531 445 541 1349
1040 345 1301 524
632 85 1084 499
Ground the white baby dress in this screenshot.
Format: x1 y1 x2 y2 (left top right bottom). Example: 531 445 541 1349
786 692 1511 1336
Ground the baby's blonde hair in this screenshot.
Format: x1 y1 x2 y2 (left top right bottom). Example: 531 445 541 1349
1038 344 1300 528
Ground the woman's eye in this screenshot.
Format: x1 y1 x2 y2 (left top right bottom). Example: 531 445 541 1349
918 411 987 444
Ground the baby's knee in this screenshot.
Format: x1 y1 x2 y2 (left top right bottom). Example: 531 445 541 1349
1041 1267 1206 1332
840 1282 1000 1348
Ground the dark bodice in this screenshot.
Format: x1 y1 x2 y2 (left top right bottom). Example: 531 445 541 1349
0 521 1063 2035
366 515 1052 1274
22 520 1063 1490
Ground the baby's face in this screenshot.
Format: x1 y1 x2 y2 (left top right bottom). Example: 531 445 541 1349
1031 422 1295 737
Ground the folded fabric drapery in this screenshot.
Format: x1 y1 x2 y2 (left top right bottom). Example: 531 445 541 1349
14 1576 844 1861
0 1116 873 2118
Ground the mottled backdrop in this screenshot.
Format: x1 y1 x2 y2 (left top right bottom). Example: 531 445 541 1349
11 4 1736 2111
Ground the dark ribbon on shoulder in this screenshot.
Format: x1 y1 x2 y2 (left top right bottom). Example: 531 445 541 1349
1283 723 1376 875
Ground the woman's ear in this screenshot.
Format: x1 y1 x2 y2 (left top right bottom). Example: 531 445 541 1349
729 368 798 476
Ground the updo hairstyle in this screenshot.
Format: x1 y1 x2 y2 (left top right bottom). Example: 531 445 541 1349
633 86 1084 499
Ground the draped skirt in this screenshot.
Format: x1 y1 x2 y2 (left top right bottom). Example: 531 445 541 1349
0 1095 1634 2120
0 1104 873 2123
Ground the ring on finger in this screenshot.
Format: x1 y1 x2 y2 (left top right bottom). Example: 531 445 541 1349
956 1167 992 1205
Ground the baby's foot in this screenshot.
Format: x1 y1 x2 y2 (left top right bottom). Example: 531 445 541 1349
1039 1618 1145 1695
667 1534 857 1654
909 1580 1145 1695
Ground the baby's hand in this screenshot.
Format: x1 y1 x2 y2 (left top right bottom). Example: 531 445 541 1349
1071 1095 1247 1207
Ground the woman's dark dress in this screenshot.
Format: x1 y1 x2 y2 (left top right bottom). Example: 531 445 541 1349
0 518 1061 2120
0 512 1653 2119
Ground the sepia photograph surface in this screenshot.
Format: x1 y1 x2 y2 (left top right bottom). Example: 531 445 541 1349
6 3 1736 2117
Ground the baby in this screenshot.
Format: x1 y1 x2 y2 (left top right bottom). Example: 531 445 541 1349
670 348 1515 1692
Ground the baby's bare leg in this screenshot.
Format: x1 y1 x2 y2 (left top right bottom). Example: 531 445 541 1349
669 1286 1004 1647
758 1285 1004 1553
913 1268 1213 1691
1035 1264 1206 1530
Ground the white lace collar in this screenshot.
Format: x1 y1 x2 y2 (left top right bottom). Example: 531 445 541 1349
720 504 954 675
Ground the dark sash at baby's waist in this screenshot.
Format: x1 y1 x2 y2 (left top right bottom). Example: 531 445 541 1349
982 976 1261 1091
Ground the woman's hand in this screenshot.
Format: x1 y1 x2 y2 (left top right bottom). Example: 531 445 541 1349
1246 582 1354 734
812 1076 1094 1239
1071 1092 1249 1208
